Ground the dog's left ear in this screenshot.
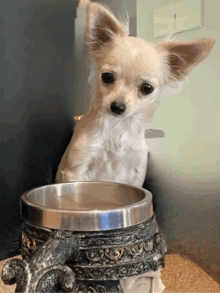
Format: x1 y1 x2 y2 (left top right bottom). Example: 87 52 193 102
86 3 127 60
158 38 215 82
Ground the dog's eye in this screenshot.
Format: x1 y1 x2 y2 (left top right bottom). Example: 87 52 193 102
140 83 154 95
102 73 114 84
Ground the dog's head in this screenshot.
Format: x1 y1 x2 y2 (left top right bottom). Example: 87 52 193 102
86 2 215 120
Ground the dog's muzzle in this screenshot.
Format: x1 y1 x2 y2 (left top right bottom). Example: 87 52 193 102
110 101 126 115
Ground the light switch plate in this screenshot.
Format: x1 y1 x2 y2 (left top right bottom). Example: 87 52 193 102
153 0 202 38
175 0 202 32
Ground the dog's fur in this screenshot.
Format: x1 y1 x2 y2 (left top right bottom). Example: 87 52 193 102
56 2 215 187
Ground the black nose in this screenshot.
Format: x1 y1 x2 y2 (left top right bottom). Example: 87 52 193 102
110 101 126 115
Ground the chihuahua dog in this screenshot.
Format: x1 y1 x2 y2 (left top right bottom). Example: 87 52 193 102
56 2 215 187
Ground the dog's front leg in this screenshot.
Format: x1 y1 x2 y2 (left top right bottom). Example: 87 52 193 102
59 163 89 183
56 147 97 183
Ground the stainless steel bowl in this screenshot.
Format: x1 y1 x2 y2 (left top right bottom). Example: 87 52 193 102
21 181 153 231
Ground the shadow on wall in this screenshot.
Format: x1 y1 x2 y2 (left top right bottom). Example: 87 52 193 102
143 153 220 284
0 0 77 260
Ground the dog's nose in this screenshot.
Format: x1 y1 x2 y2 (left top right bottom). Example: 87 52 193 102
110 101 126 115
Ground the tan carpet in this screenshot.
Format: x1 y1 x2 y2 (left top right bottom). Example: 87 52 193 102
161 254 220 293
0 254 220 293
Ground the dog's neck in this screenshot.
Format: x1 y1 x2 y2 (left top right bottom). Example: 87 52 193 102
103 114 146 151
87 105 146 151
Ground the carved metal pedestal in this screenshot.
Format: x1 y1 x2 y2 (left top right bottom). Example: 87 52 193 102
1 182 167 292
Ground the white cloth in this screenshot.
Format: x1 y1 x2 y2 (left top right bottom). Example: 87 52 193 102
120 267 165 293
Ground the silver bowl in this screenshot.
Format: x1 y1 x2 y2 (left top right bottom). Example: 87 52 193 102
21 181 154 231
2 182 166 293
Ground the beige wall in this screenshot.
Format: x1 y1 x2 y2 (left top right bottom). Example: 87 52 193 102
73 5 90 117
137 0 220 282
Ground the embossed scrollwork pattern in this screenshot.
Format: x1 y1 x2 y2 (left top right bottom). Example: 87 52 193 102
22 232 37 253
79 237 155 266
2 216 167 293
76 281 122 293
72 255 162 280
86 248 124 265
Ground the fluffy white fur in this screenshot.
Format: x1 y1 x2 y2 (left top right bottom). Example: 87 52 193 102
55 2 215 188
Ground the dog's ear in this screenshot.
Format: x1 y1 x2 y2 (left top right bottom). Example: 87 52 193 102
158 38 215 81
86 3 127 58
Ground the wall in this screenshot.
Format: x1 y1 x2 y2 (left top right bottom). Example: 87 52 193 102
0 0 77 260
73 4 91 117
137 0 220 283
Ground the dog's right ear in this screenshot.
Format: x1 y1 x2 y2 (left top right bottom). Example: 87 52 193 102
86 3 127 60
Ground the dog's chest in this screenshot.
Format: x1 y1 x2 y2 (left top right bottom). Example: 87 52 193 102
86 144 146 183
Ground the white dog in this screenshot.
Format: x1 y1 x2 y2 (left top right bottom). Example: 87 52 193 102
56 2 215 187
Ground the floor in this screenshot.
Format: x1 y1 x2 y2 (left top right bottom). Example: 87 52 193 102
0 254 220 293
161 254 220 293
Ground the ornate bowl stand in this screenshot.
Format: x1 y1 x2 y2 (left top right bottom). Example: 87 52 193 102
1 182 167 292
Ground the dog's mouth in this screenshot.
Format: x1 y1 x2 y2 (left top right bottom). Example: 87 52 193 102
110 111 126 116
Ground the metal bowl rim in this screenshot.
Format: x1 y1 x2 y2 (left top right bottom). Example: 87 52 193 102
21 181 152 214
